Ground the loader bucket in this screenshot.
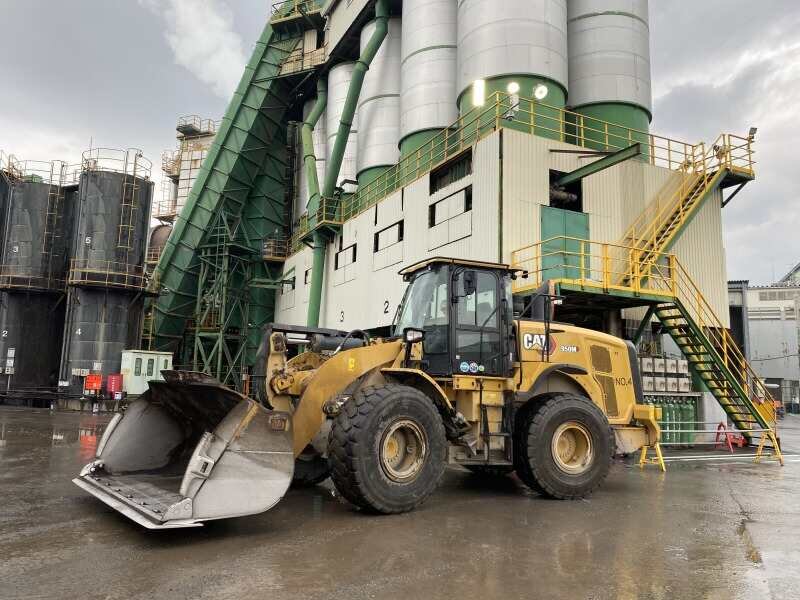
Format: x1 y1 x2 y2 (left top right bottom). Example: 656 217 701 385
73 372 294 529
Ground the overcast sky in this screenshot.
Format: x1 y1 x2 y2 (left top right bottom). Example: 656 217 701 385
1 1 798 285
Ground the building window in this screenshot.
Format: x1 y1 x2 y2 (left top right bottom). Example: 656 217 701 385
374 220 404 252
335 243 357 270
134 358 142 376
430 150 472 194
146 359 155 377
429 186 472 228
304 269 311 285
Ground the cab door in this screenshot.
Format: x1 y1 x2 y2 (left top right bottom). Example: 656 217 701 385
451 269 509 377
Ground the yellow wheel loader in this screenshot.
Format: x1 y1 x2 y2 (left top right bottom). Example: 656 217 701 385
74 258 661 528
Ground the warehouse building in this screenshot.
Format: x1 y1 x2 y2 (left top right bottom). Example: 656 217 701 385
729 277 800 413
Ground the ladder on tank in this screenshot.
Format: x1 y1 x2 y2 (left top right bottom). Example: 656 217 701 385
117 150 143 253
41 160 67 289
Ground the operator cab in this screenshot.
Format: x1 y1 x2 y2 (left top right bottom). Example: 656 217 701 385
393 258 517 378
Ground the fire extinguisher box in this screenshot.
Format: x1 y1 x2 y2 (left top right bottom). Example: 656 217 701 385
84 374 102 394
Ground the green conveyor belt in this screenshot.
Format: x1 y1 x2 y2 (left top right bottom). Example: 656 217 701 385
152 23 301 355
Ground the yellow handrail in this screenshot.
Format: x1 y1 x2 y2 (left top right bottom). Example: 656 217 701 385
620 133 755 259
511 236 775 427
289 91 754 258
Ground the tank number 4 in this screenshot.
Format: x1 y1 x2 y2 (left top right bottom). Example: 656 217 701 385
615 377 632 386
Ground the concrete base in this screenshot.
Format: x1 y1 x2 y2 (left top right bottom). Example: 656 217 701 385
3 407 800 598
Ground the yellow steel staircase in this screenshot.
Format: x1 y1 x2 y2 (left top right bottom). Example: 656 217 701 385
619 134 754 275
511 238 777 436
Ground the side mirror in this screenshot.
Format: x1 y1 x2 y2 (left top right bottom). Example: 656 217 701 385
403 328 426 344
463 270 477 297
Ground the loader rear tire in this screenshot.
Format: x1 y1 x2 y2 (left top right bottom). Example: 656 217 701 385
514 393 613 499
328 384 446 514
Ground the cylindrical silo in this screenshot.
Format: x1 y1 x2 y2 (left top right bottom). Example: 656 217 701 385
399 0 458 159
0 161 75 396
356 17 402 189
297 97 327 220
60 149 153 396
326 62 359 195
567 0 652 150
457 0 568 139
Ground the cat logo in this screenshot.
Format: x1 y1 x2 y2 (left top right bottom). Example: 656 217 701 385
522 333 557 354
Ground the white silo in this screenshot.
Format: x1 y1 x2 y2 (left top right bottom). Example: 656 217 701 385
326 62 359 194
457 0 568 139
400 0 458 159
357 17 402 188
567 0 652 148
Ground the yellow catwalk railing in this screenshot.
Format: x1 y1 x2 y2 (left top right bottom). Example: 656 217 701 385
619 133 754 271
291 91 750 255
511 236 776 431
270 0 322 21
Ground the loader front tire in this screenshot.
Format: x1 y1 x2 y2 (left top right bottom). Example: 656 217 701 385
328 384 446 514
514 393 614 499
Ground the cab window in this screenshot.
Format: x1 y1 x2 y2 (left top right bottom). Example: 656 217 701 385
454 270 503 375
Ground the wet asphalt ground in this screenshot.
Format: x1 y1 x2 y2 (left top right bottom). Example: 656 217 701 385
1 406 799 600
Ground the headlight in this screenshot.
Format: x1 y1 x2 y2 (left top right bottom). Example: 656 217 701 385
403 328 426 343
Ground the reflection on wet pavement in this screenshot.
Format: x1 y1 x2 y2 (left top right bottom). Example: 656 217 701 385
2 406 799 600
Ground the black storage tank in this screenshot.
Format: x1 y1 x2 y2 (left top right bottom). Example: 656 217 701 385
0 159 75 398
59 149 153 395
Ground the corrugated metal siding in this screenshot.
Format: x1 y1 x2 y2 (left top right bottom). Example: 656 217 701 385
501 129 684 259
274 246 313 326
671 189 730 326
313 131 501 330
501 130 550 261
277 128 729 331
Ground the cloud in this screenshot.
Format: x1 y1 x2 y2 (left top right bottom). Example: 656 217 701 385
140 0 246 98
649 4 800 286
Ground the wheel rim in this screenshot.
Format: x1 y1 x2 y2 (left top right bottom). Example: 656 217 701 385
380 419 427 482
551 421 593 475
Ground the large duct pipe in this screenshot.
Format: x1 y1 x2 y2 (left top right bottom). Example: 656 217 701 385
308 0 390 328
302 79 328 217
321 0 389 199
